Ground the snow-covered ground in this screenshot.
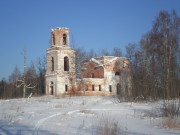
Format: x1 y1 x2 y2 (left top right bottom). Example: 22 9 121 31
0 96 179 135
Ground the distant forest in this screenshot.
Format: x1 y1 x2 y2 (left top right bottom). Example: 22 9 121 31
1 10 180 100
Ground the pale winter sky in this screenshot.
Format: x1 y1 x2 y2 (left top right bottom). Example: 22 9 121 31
0 0 180 79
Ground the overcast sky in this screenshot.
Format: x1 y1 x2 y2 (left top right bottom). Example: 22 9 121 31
0 0 180 79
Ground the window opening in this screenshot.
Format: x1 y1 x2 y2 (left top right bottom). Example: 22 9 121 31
64 56 69 71
109 85 112 92
50 81 54 95
63 34 67 45
65 85 68 92
117 83 121 95
91 73 94 78
52 34 55 45
115 72 120 76
86 85 88 91
51 57 54 71
50 86 53 95
99 85 101 91
92 85 95 91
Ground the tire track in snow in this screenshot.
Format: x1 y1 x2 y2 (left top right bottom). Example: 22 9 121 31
32 108 131 135
85 108 132 111
32 110 80 135
33 112 63 135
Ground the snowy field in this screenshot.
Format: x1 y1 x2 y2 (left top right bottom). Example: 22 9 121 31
0 96 180 135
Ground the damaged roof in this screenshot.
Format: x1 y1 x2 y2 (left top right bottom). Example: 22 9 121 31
82 56 129 69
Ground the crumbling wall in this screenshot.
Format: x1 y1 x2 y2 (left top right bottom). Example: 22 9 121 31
113 58 132 98
80 56 131 97
46 27 76 96
81 61 104 78
76 78 113 96
51 27 70 47
46 27 132 97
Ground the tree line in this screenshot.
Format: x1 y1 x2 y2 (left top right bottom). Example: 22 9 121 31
0 10 180 100
127 10 180 100
0 56 46 99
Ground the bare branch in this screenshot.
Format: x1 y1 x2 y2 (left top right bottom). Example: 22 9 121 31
17 83 24 88
26 84 37 89
17 80 24 83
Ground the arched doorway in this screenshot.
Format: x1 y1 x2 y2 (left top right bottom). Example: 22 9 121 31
50 81 54 95
116 83 121 95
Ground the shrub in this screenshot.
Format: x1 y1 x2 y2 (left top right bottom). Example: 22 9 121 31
161 100 180 118
159 100 180 130
94 115 126 135
162 117 180 130
67 86 78 96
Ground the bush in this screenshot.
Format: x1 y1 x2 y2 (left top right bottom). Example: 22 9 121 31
94 115 126 135
162 117 180 130
161 100 180 118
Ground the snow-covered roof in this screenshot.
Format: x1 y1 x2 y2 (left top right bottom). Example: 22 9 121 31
82 56 130 70
104 57 118 65
90 58 103 66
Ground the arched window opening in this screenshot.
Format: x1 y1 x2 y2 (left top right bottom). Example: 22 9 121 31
64 56 69 71
63 34 67 45
115 72 120 76
51 57 54 71
52 34 55 45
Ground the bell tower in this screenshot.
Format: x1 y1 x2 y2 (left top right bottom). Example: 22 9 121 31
46 27 76 96
51 27 70 47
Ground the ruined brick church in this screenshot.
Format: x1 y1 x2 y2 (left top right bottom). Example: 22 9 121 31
46 27 131 96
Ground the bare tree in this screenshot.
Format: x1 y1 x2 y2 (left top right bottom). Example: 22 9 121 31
127 10 180 100
148 10 180 99
17 48 37 98
8 66 22 98
126 43 136 60
112 47 122 57
87 48 97 59
75 47 87 78
0 78 7 98
36 56 46 95
99 48 111 56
